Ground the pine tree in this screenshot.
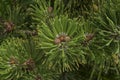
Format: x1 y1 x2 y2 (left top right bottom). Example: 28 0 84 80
0 0 120 80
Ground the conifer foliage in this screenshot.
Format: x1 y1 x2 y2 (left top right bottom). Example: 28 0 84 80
0 0 120 80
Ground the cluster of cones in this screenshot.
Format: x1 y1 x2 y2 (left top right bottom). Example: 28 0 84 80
54 34 71 44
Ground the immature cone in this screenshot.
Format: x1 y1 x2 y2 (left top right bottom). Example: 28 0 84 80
93 4 99 12
85 33 94 42
23 58 35 71
47 6 55 18
112 54 119 64
54 38 61 44
9 57 18 65
47 6 53 13
82 33 95 46
59 35 66 42
54 35 71 45
64 36 70 42
4 21 14 33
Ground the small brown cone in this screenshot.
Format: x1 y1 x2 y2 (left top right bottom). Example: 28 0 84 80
47 6 53 13
4 21 14 33
54 38 61 44
23 58 35 71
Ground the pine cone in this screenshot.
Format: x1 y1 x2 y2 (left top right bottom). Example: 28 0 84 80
23 58 35 71
3 21 14 33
